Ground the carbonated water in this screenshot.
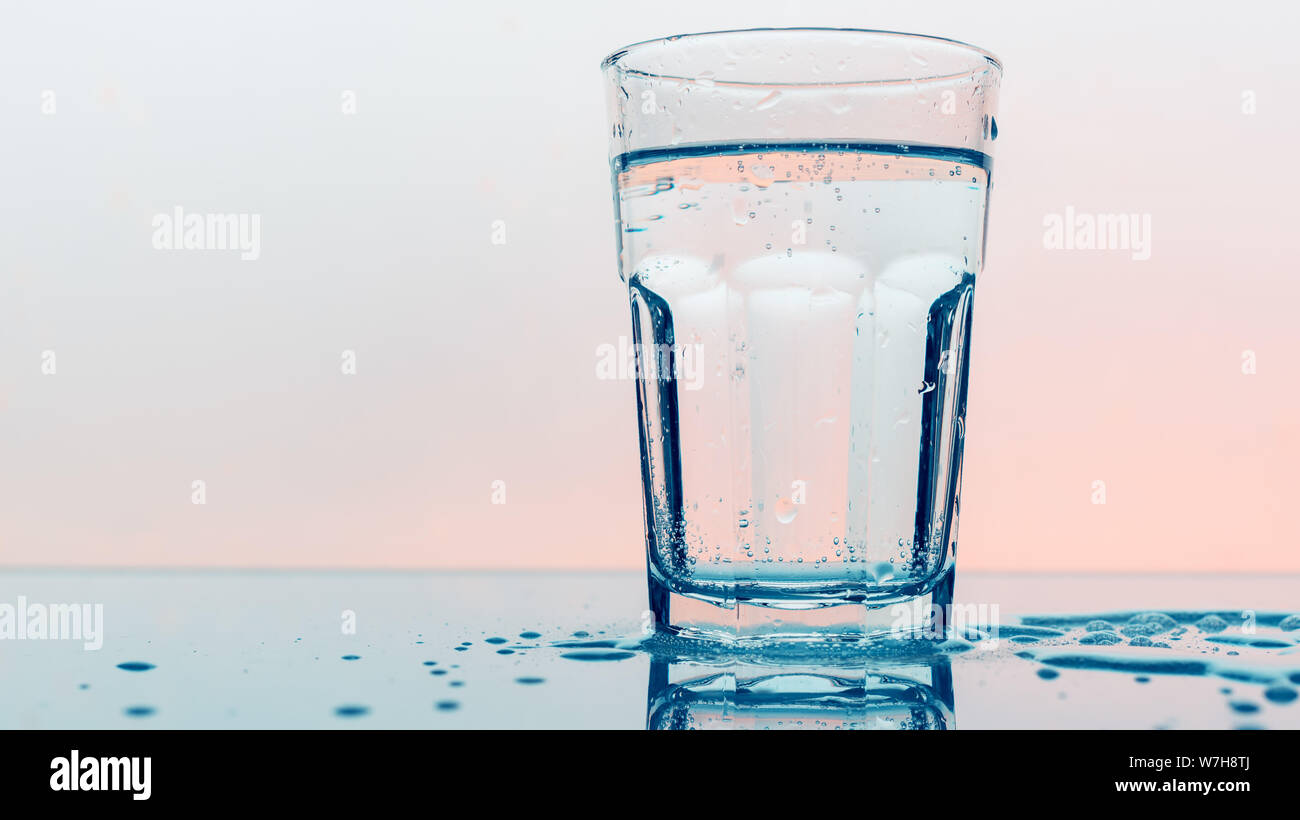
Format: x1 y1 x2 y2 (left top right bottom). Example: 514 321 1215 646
614 142 990 607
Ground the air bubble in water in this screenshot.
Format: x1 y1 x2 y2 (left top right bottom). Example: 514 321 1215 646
774 497 798 524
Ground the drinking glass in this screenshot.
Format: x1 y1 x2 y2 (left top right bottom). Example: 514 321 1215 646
602 28 1002 643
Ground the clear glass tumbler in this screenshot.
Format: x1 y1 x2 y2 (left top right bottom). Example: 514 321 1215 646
602 29 1002 643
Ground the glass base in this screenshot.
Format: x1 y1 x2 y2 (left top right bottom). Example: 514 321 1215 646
646 656 955 730
648 566 956 645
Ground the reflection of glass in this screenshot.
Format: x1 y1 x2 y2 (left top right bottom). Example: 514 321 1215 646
647 657 955 730
602 29 1003 643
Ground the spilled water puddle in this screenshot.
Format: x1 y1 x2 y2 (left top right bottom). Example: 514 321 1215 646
539 609 1299 729
92 611 1298 727
1008 610 1300 689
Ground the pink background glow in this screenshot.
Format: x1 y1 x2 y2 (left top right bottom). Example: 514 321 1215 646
1 0 1297 571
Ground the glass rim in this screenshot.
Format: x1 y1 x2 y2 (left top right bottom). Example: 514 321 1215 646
601 27 1002 88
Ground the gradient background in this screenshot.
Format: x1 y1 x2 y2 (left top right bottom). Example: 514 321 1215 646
2 0 1296 572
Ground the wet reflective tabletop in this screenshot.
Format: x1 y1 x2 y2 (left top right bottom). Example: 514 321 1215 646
1 571 1297 729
